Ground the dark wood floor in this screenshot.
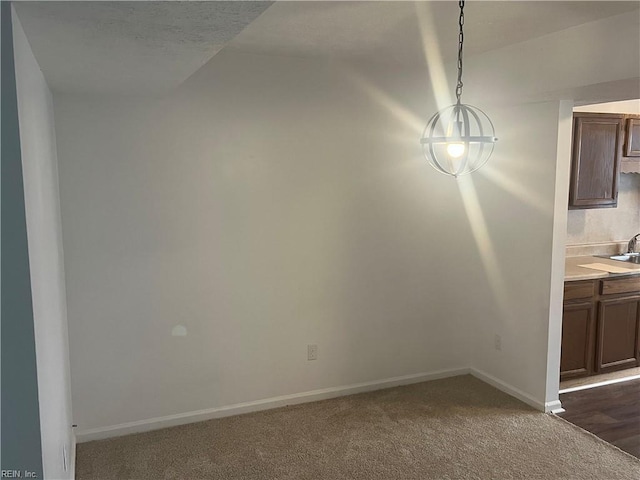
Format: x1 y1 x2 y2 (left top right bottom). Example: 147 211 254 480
559 379 640 458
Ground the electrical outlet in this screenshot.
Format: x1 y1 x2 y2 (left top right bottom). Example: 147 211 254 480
494 334 502 351
307 344 318 361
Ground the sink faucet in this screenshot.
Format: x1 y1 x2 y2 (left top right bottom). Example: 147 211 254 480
628 233 640 254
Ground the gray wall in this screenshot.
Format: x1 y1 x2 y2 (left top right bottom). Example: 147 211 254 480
1 2 44 477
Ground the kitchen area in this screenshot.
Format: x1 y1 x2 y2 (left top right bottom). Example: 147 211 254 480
559 99 640 458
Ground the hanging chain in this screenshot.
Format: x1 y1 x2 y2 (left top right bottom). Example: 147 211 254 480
455 0 465 105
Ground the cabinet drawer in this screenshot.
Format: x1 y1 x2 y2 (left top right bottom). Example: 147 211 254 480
565 280 596 301
600 276 640 296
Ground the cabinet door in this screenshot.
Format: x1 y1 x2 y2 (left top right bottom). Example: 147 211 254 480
624 117 640 157
595 295 640 373
560 300 596 380
569 114 624 209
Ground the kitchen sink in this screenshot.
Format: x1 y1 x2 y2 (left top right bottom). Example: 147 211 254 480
598 253 640 264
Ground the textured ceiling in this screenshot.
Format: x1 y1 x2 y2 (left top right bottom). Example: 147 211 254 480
226 1 640 67
13 1 640 95
13 1 273 94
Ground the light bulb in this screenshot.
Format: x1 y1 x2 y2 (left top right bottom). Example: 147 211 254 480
446 142 465 158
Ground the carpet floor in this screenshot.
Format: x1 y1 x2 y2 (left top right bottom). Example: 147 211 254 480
77 375 640 479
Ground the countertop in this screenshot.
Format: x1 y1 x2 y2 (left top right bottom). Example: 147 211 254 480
565 255 640 282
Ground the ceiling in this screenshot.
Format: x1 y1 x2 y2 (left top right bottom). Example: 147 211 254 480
14 1 640 95
226 1 640 66
13 1 273 94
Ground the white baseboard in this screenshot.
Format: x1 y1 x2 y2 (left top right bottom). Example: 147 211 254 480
76 367 470 442
76 367 561 442
470 368 548 412
546 400 564 413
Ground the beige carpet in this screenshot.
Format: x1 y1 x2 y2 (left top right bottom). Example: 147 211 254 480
77 375 640 479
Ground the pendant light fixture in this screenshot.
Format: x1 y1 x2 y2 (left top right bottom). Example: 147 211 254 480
420 1 497 177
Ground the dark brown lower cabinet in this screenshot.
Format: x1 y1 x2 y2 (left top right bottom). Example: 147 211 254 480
561 277 640 380
596 295 640 373
561 301 596 379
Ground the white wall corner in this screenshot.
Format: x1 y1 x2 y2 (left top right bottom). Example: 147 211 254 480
544 99 574 409
70 428 76 480
470 368 546 412
12 6 75 479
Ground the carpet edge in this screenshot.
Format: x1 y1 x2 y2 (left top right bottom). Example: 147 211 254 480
550 413 640 464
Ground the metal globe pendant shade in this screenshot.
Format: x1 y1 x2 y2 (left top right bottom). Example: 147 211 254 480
420 103 497 177
421 1 497 177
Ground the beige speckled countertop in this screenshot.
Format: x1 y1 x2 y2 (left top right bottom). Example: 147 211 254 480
565 255 640 281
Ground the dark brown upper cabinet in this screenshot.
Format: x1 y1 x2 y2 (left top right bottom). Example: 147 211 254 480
624 117 640 157
621 116 640 173
569 113 624 209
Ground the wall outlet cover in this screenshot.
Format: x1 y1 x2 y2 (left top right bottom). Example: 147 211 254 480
494 334 502 351
307 344 318 361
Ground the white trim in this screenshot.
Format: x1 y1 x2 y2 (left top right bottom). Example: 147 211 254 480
70 430 76 480
546 400 564 414
76 367 470 442
559 374 640 394
470 368 547 411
